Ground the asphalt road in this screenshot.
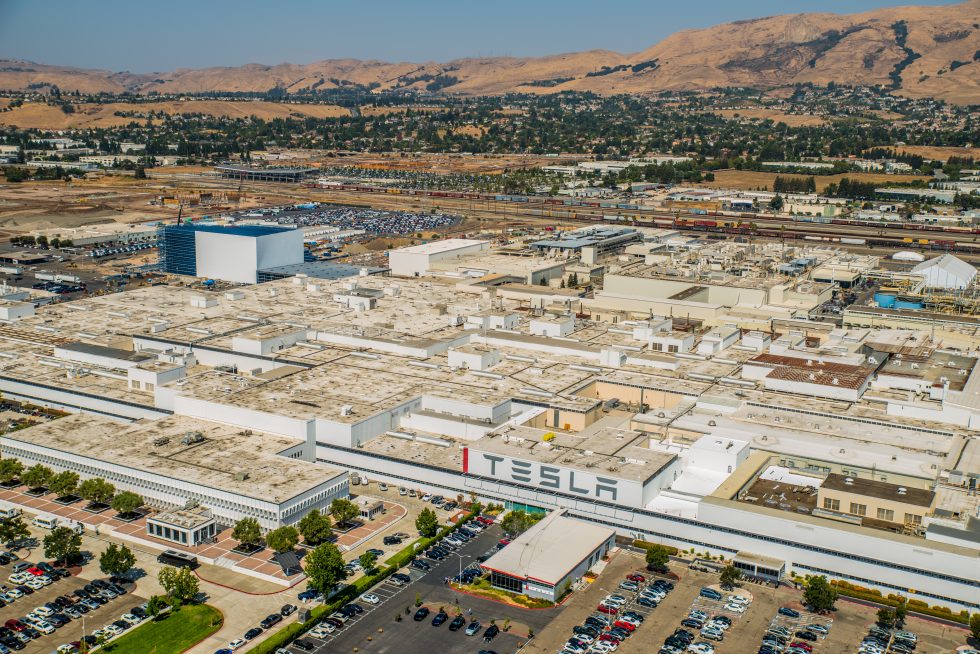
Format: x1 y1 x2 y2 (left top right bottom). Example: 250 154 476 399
288 523 555 654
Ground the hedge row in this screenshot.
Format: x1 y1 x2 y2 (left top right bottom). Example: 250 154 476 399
631 539 680 556
251 511 479 654
832 581 972 625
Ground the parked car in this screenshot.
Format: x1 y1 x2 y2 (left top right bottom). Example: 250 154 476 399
413 607 430 622
778 607 800 618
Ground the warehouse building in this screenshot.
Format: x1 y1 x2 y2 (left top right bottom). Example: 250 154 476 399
481 510 615 601
214 165 315 183
157 223 304 284
388 239 490 277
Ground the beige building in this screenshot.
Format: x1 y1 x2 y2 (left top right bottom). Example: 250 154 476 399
817 473 934 530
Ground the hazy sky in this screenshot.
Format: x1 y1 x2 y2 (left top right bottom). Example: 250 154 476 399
0 0 958 72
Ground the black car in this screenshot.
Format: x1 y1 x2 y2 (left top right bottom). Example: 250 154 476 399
48 614 68 627
91 579 109 589
324 618 344 629
22 627 40 639
652 579 674 590
113 619 130 631
292 640 315 652
673 629 695 644
131 607 147 618
681 618 703 629
383 536 403 546
0 554 10 565
260 614 282 629
795 630 818 641
483 624 499 642
109 583 126 595
448 615 466 631
431 611 448 626
413 607 430 621
280 604 297 617
244 627 263 640
391 573 411 584
72 589 88 600
573 625 599 638
410 559 431 571
584 616 607 629
15 586 32 596
1 638 23 651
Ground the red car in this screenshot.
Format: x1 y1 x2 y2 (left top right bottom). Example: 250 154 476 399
498 538 511 547
626 573 646 583
613 620 637 632
26 566 45 576
476 516 495 525
5 619 25 631
599 634 623 644
790 643 813 652
597 604 618 615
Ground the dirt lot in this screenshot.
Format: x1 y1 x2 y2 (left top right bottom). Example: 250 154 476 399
713 109 829 127
701 169 932 193
526 549 972 654
885 145 980 162
0 100 349 129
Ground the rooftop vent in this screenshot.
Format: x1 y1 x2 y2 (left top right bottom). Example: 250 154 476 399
181 431 205 445
152 437 170 447
234 471 249 482
897 487 907 495
844 477 854 485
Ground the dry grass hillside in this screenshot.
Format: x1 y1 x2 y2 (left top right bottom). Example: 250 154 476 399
0 1 976 103
0 101 348 129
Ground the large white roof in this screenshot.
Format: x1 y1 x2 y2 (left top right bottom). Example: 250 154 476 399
911 254 976 288
480 510 614 585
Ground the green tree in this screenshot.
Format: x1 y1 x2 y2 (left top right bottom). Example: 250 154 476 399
802 575 838 612
158 565 199 604
970 612 980 642
78 478 115 504
769 194 784 211
359 551 378 573
111 491 143 516
719 564 743 589
500 510 543 536
305 542 348 594
48 470 80 497
266 525 299 553
0 516 30 545
99 543 137 576
0 459 24 484
146 595 168 619
43 526 82 565
877 607 896 628
644 544 671 571
232 518 261 547
415 508 439 538
297 509 332 546
134 166 147 179
330 498 359 526
894 602 907 628
22 464 53 489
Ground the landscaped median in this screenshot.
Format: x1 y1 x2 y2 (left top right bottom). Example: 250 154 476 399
249 510 481 654
97 603 223 654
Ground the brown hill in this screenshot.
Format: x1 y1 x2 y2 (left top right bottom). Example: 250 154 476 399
0 1 977 104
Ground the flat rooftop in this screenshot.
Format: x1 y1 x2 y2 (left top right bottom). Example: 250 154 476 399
1 414 345 504
481 510 614 585
821 473 935 508
394 239 487 255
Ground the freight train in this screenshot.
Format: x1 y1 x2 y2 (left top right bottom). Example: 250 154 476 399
307 183 980 251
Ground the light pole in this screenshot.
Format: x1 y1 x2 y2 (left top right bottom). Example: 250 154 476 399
451 552 471 582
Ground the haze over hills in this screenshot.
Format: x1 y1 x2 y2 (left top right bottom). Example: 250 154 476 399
1 0 978 103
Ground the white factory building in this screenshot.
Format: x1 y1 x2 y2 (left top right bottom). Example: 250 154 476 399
388 239 490 277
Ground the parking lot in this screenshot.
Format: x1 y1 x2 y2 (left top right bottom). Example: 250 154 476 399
0 555 145 653
286 519 554 654
524 550 971 654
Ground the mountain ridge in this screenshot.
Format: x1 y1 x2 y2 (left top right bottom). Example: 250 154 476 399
1 1 978 103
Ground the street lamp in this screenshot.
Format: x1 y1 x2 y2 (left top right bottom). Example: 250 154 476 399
450 552 471 582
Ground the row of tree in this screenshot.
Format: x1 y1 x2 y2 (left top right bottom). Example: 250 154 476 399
772 175 818 194
0 461 143 514
9 235 74 248
231 498 360 552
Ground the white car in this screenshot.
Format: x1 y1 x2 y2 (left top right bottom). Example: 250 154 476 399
360 593 380 605
102 624 122 636
37 575 53 586
603 594 628 606
35 621 55 635
592 643 617 653
7 573 27 584
57 646 77 654
6 589 23 599
121 613 142 626
228 638 248 650
34 606 53 617
688 643 714 654
309 624 334 638
723 602 746 613
25 579 44 590
421 493 432 502
728 595 751 605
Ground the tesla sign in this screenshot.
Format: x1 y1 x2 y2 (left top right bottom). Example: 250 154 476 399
467 450 619 501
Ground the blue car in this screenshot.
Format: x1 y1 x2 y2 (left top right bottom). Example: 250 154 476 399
214 650 234 654
777 607 800 618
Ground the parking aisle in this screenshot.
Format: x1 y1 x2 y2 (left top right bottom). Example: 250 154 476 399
288 521 508 654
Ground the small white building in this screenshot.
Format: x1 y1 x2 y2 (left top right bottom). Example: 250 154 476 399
481 510 615 602
530 316 575 338
697 326 740 356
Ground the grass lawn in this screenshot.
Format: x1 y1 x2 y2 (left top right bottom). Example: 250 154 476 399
101 604 223 654
454 577 555 609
